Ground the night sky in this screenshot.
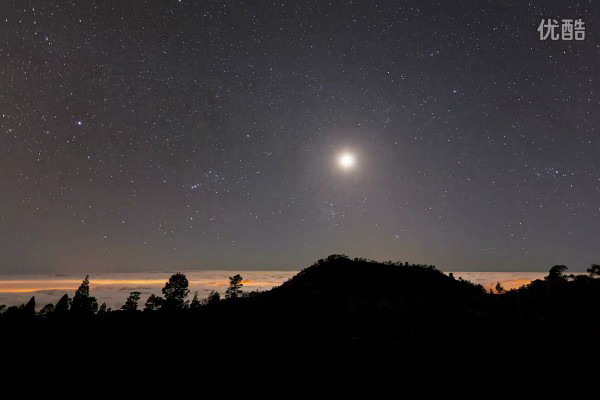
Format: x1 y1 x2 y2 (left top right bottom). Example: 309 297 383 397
1 1 599 274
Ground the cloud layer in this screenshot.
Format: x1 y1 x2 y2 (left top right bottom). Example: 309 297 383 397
0 270 297 310
0 270 564 310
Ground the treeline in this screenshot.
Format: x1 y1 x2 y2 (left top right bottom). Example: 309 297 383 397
1 256 600 344
0 272 255 318
492 264 600 294
2 261 599 319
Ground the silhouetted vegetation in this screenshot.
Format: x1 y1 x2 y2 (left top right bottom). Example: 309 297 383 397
547 265 568 281
22 296 35 317
121 292 141 312
495 282 505 294
144 294 163 311
39 304 55 315
190 292 201 310
225 274 243 299
71 275 98 314
161 272 190 311
203 290 220 305
54 293 70 313
2 255 600 345
588 264 600 278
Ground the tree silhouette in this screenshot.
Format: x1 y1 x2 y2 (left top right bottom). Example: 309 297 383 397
190 292 201 310
3 306 19 317
162 273 190 310
4 255 600 344
39 303 55 315
546 265 568 280
22 296 35 317
144 294 164 311
495 282 505 294
54 293 71 313
587 264 600 278
71 275 98 314
225 274 243 299
0 305 6 314
203 290 221 305
121 291 141 312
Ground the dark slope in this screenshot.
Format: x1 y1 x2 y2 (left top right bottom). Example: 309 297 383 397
3 256 600 345
192 257 600 343
264 254 486 321
193 255 489 342
275 255 483 299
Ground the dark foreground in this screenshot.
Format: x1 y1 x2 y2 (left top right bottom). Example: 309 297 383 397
2 255 600 345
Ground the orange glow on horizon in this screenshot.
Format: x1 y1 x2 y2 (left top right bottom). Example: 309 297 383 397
0 277 285 293
484 279 534 292
0 274 544 295
0 287 75 293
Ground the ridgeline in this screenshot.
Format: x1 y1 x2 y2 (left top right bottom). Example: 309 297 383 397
1 255 600 345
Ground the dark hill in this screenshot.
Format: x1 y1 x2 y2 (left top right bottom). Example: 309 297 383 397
2 255 600 345
195 255 489 343
275 254 484 299
185 256 600 343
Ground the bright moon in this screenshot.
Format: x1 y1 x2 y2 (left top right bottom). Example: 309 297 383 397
338 152 357 169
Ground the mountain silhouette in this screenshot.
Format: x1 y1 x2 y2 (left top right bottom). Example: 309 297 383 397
1 255 600 345
202 255 488 343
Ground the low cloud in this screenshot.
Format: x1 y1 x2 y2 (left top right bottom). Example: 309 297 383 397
0 270 296 310
0 270 567 310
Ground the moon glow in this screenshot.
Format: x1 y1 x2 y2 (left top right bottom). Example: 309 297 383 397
338 152 357 170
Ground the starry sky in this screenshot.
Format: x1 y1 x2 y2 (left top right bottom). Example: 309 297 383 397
1 0 599 274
